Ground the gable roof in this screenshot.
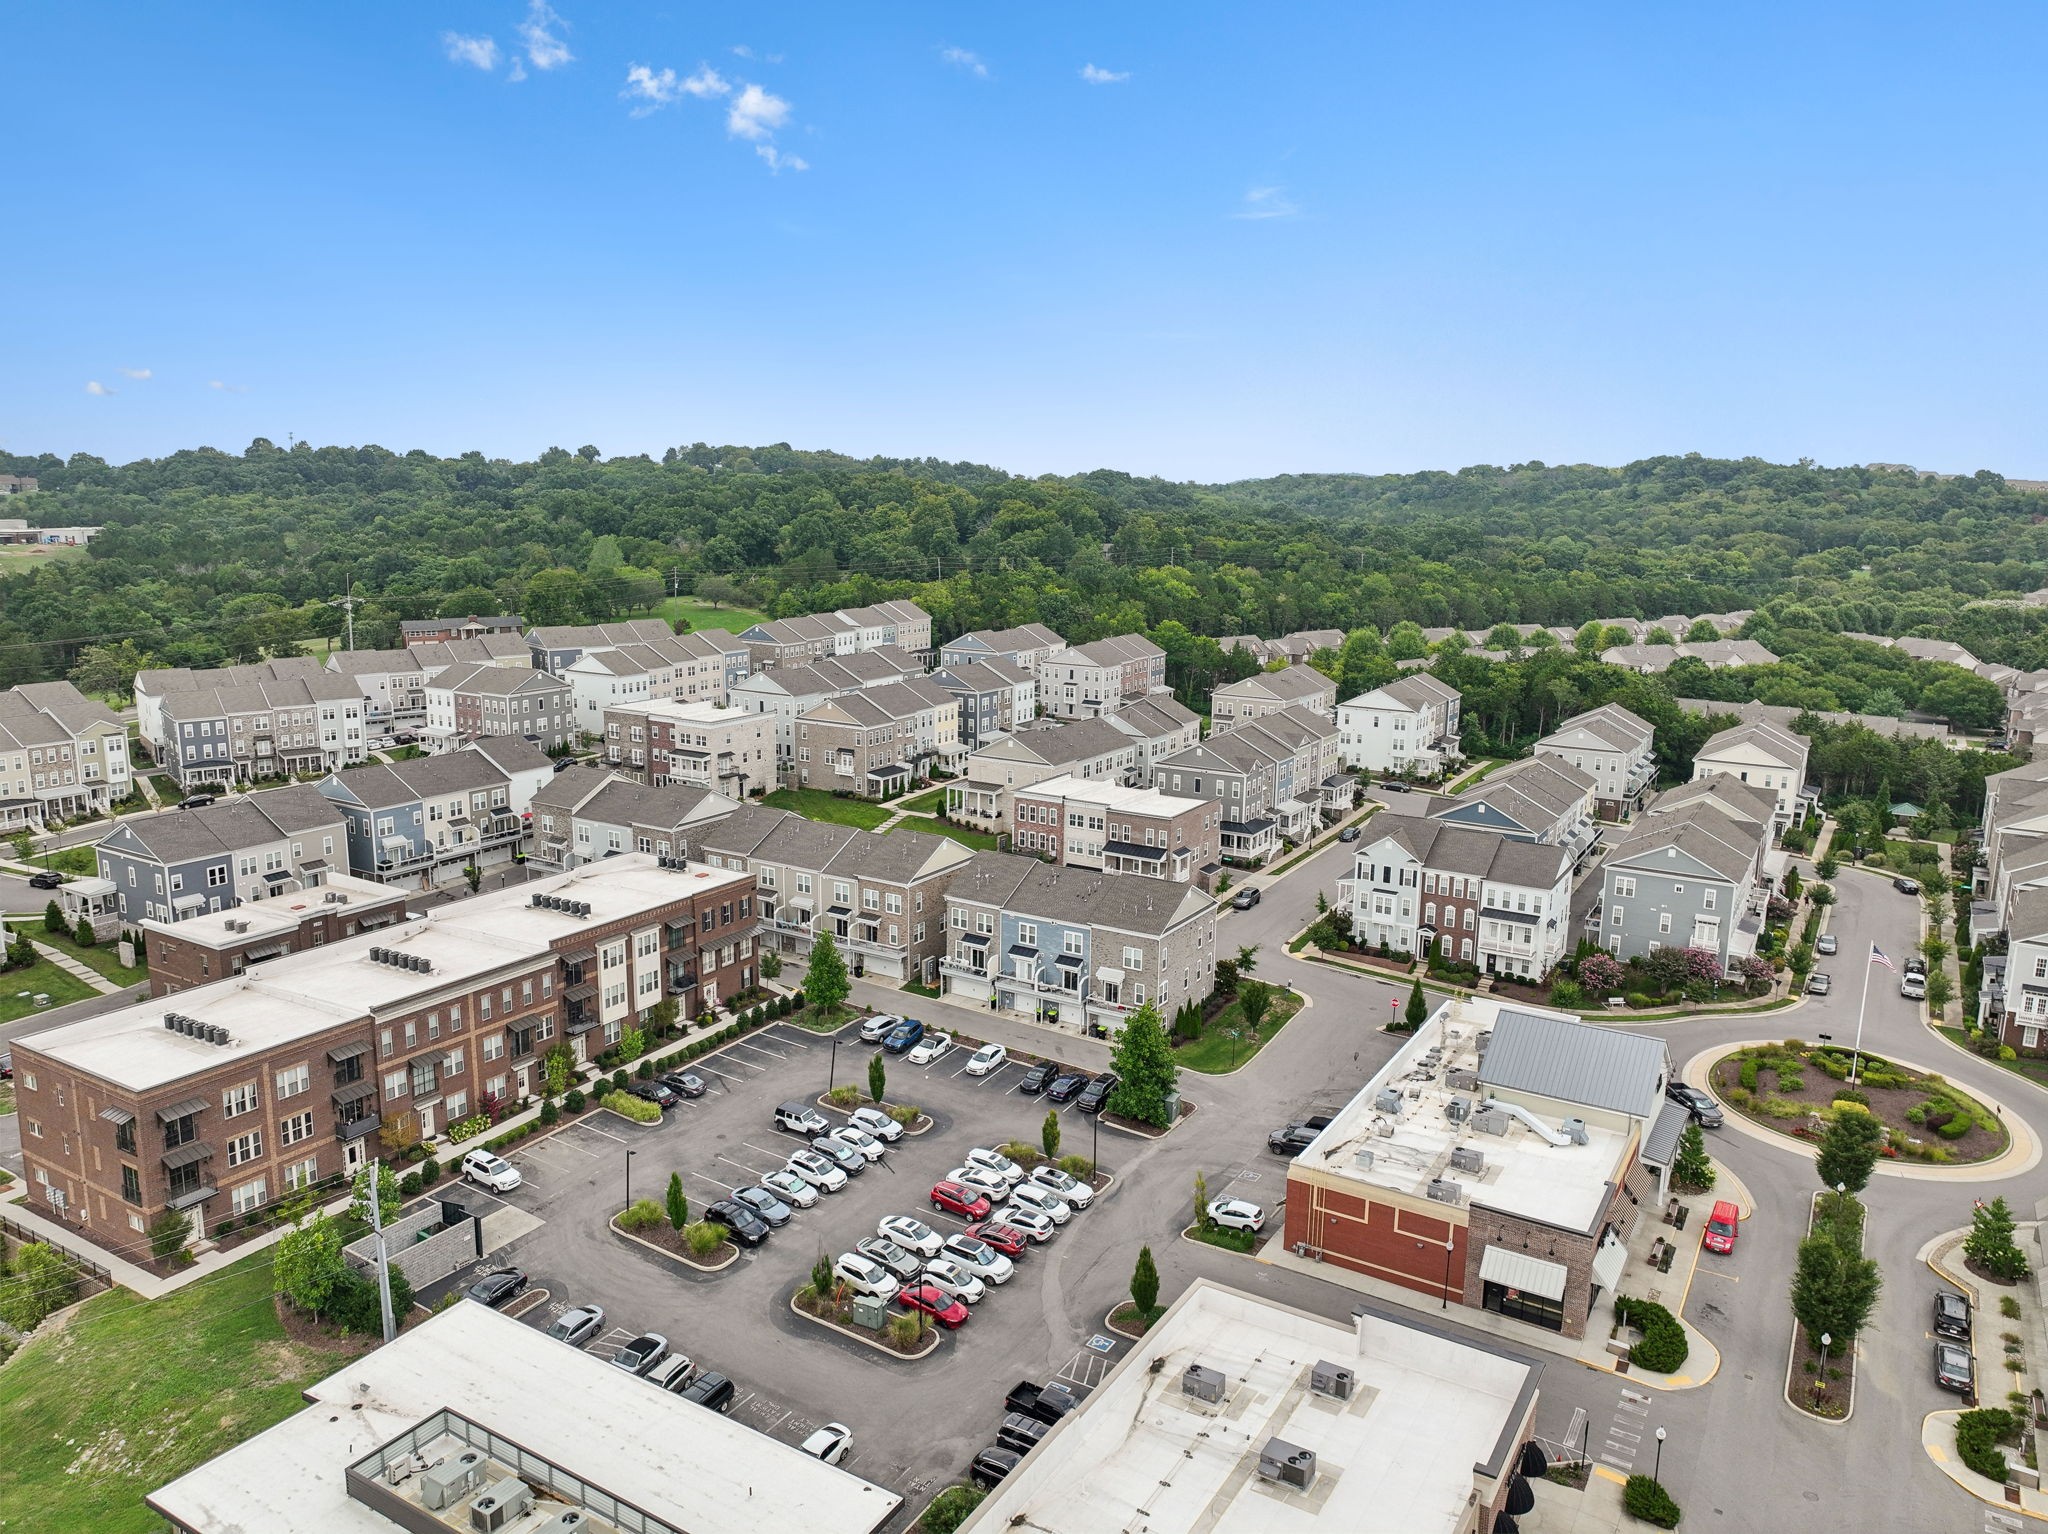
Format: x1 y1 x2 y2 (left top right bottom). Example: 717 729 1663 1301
1477 1007 1667 1118
1216 665 1335 705
1540 703 1653 753
1697 719 1807 767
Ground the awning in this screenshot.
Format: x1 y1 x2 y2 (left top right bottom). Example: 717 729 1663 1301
331 1079 377 1106
160 1140 214 1170
869 763 910 778
961 933 990 948
244 942 290 962
156 1097 208 1124
263 869 291 883
1095 966 1125 984
1591 1234 1628 1294
1103 841 1166 861
828 905 853 917
172 894 207 913
565 982 597 1002
1479 1245 1569 1302
326 1041 369 1063
380 835 411 851
1008 943 1037 958
1055 953 1084 968
299 860 329 873
98 1106 136 1127
166 1184 217 1212
561 950 596 969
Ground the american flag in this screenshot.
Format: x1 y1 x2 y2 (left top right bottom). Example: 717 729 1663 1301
1870 944 1896 971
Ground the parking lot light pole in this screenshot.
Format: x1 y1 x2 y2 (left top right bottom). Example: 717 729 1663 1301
625 1148 636 1210
828 1039 838 1093
1653 1426 1665 1483
1817 1333 1830 1407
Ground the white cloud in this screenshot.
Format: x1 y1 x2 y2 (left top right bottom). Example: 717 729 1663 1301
442 31 499 70
118 367 153 380
1080 64 1129 84
622 63 729 112
1232 185 1300 220
730 44 753 59
755 145 809 174
726 82 791 140
208 380 248 393
84 380 113 397
517 0 572 70
940 46 988 78
507 57 527 82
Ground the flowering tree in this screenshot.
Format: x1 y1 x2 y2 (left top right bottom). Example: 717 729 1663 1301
1733 955 1775 996
1680 947 1724 985
1578 952 1626 995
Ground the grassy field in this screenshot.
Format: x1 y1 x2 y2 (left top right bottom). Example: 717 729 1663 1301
1175 989 1304 1074
762 788 892 830
898 786 948 814
21 924 146 986
648 596 770 635
0 544 87 569
0 1249 351 1532
894 819 999 851
0 957 100 1022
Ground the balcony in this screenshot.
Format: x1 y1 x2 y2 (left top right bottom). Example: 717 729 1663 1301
336 1112 382 1143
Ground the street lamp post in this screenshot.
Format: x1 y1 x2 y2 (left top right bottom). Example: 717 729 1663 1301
1652 1426 1666 1483
1091 1105 1101 1178
1441 1237 1454 1309
1817 1332 1831 1406
828 1039 838 1093
625 1148 636 1210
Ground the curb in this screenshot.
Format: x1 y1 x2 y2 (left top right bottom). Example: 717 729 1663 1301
1175 988 1308 1078
1104 1101 1198 1140
1780 1193 1857 1424
1103 1301 1152 1342
608 1215 740 1274
812 1094 935 1136
1922 1410 2048 1523
786 1292 944 1360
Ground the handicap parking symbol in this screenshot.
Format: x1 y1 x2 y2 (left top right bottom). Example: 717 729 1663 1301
1086 1334 1117 1354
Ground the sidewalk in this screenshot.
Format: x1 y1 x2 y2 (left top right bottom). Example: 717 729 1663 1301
1523 1468 1632 1533
26 937 123 995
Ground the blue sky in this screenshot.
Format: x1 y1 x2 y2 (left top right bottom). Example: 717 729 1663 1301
6 3 2044 481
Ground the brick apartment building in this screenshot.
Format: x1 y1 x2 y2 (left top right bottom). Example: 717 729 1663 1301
143 872 411 995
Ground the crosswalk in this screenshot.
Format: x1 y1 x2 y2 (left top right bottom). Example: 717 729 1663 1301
1598 1385 1653 1474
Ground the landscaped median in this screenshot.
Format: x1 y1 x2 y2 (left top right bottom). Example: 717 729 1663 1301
788 1266 944 1360
1709 1040 2009 1166
609 1204 738 1273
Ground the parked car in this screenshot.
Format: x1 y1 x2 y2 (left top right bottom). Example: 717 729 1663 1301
1268 1114 1335 1156
26 870 63 890
1338 825 1362 842
921 1256 988 1304
833 1252 902 1300
999 1206 1056 1243
849 1105 903 1141
883 1018 927 1054
970 1446 1023 1488
1703 1199 1740 1255
948 1165 1011 1200
897 1282 971 1329
1815 933 1838 956
611 1333 669 1376
931 1180 993 1220
1899 970 1927 1000
965 1220 1030 1257
964 1146 1027 1185
681 1370 736 1412
761 1167 821 1208
859 1012 903 1044
462 1149 523 1192
1894 876 1921 895
1934 1340 1975 1395
1005 1182 1072 1225
786 1149 849 1193
704 1198 771 1248
645 1353 697 1393
1046 1070 1090 1103
996 1412 1051 1454
775 1100 830 1135
856 1235 924 1283
0 1050 11 1080
1230 887 1262 911
1806 972 1833 996
466 1268 529 1308
1379 780 1412 793
1074 1074 1117 1115
179 794 217 809
1029 1164 1094 1208
1206 1198 1265 1233
546 1303 606 1347
965 1042 1008 1075
942 1232 1015 1284
1016 1060 1060 1095
1903 954 1928 978
811 1136 867 1176
830 1124 888 1163
907 1031 954 1066
1004 1379 1081 1424
801 1423 854 1465
659 1070 708 1099
1934 1290 1972 1342
879 1214 945 1257
731 1185 793 1228
627 1080 678 1110
1664 1083 1723 1129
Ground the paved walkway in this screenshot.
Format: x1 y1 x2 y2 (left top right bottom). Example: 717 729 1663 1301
26 937 123 995
1523 1469 1632 1533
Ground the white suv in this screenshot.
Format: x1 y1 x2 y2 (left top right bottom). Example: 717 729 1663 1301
462 1150 522 1192
1006 1182 1072 1225
832 1252 902 1301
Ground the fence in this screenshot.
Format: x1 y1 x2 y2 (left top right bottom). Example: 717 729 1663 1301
0 1211 114 1286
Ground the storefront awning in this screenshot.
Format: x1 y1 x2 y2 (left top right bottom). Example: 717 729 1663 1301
244 942 290 962
1591 1234 1628 1294
1479 1245 1569 1302
565 982 597 1002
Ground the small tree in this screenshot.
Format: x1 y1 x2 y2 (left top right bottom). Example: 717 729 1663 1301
1815 1106 1884 1194
1965 1196 2032 1281
665 1171 689 1232
543 1041 574 1098
620 1025 646 1062
148 1208 193 1263
1193 1168 1211 1228
809 1252 836 1304
1104 1002 1179 1128
1041 1108 1062 1161
761 949 782 979
350 1163 402 1228
0 1243 77 1334
1816 851 1840 880
73 914 97 947
465 861 482 894
43 899 64 934
807 931 851 1020
1235 944 1260 977
1237 979 1274 1039
1130 1244 1160 1318
1672 1122 1715 1193
868 1051 887 1104
1405 977 1428 1030
273 1214 348 1320
1790 1231 1882 1347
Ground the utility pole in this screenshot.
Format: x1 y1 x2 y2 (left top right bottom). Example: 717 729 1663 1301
328 582 360 652
367 1160 397 1343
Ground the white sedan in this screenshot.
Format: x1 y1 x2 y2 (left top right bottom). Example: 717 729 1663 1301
906 1031 954 1066
849 1105 903 1142
830 1124 887 1163
1207 1197 1266 1233
761 1167 820 1208
920 1256 988 1305
879 1214 945 1257
948 1164 1010 1200
802 1423 854 1465
963 1146 1028 1185
964 1042 1008 1076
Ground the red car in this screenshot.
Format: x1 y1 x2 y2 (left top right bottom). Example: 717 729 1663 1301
966 1221 1029 1257
931 1180 993 1221
897 1283 970 1329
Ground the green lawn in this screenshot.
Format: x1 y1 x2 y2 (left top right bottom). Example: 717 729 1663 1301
893 819 999 851
648 596 771 636
22 924 147 986
0 958 99 1022
0 1249 348 1532
1174 990 1304 1074
898 786 948 814
762 789 893 829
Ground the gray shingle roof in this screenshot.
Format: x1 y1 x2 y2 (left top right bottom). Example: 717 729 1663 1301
1477 1008 1667 1118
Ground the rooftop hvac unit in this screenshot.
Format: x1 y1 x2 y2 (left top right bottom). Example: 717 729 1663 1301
163 1015 179 1032
1446 1096 1472 1124
420 1449 486 1511
1446 1068 1480 1091
1473 1109 1511 1137
1257 1438 1318 1490
1351 1147 1375 1170
1449 1145 1487 1174
532 1513 598 1534
1373 1088 1404 1116
574 901 590 918
208 1025 228 1045
1181 1363 1226 1403
1561 1117 1589 1145
1476 1030 1493 1054
1426 1178 1464 1205
369 946 386 963
469 1479 533 1533
1309 1360 1354 1401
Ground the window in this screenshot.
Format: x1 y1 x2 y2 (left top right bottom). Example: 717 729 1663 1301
1613 876 1636 899
120 1165 142 1204
231 1178 268 1217
223 1082 259 1118
383 1069 408 1102
1063 930 1084 956
280 1111 314 1147
444 1046 466 1077
1123 945 1144 971
284 1157 321 1192
1703 889 1716 910
1610 906 1624 927
1017 922 1038 949
226 1130 263 1167
483 1035 505 1062
275 1063 309 1099
114 1116 136 1153
411 1060 439 1096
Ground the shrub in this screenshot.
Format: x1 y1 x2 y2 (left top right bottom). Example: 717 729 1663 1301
636 1059 654 1080
886 1311 924 1349
685 1220 728 1259
564 1088 586 1113
602 1090 662 1124
1548 977 1585 1009
919 1485 987 1534
1622 1474 1682 1529
1613 1295 1688 1373
446 1112 491 1145
1738 1058 1759 1092
398 1171 423 1197
611 1069 630 1093
1956 1407 2019 1481
997 1140 1042 1166
824 1084 862 1107
1832 1088 1869 1108
538 1100 559 1126
1937 1115 1974 1140
887 1103 921 1125
1058 1154 1096 1179
617 1198 665 1233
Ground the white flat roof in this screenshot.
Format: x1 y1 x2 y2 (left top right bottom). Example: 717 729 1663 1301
148 1301 900 1534
618 697 759 726
140 872 404 944
959 1280 1533 1534
1021 771 1208 818
1296 997 1633 1232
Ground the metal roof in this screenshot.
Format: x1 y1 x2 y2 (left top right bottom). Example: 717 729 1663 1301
1476 1008 1666 1119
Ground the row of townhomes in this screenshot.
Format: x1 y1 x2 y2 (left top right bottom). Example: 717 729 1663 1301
1337 674 1463 777
529 765 739 870
946 706 1200 827
1341 817 1574 978
1208 663 1338 727
600 697 775 798
1149 705 1348 866
1971 758 2048 1055
1595 775 1780 975
735 600 933 669
1532 703 1658 820
10 854 759 1242
0 680 130 830
1037 634 1169 718
134 657 370 790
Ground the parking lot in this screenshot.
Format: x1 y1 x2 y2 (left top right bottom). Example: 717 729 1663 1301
444 1017 1140 1515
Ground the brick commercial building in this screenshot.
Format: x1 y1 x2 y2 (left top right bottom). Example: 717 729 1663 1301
1011 773 1220 887
399 614 524 646
143 872 410 996
1284 998 1675 1340
10 855 757 1254
601 697 775 796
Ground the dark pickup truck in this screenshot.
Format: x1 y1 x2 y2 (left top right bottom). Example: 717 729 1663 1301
1005 1379 1082 1425
1267 1114 1334 1157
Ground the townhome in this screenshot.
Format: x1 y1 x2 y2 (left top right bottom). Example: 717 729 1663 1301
1152 706 1343 864
1338 817 1573 979
732 648 926 772
929 657 1036 750
1037 635 1169 718
154 675 369 789
315 740 551 886
935 623 1067 674
134 657 326 765
1269 628 1347 665
422 662 575 754
601 698 774 797
1979 888 2048 1056
1430 755 1602 871
1597 777 1776 974
936 852 1218 1033
1011 774 1219 886
8 855 756 1249
1690 718 1808 838
405 632 533 677
560 631 751 733
1104 694 1203 782
1600 639 1780 673
1230 705 1349 826
0 681 130 827
93 786 350 926
1676 695 1954 748
399 614 524 646
947 716 1142 828
1209 664 1338 726
144 872 410 996
1979 760 2048 903
696 804 971 987
323 649 428 746
737 600 932 670
524 618 679 675
1534 703 1657 820
1337 674 1463 777
791 677 962 795
528 765 740 870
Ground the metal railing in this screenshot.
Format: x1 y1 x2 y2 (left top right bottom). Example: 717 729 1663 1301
0 1212 113 1283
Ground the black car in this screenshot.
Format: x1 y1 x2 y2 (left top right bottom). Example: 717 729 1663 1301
996 1412 1051 1454
1379 780 1412 793
1267 1114 1334 1157
660 1070 708 1099
704 1198 771 1248
1934 1340 1975 1395
1337 825 1362 842
1893 876 1921 895
970 1446 1023 1488
1045 1070 1089 1103
1664 1083 1723 1129
26 870 63 890
1074 1074 1116 1114
681 1370 736 1412
628 1080 678 1110
1016 1061 1059 1095
466 1268 529 1308
1934 1290 1972 1342
1005 1379 1081 1424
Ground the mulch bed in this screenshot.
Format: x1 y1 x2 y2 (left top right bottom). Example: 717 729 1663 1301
612 1218 736 1271
792 1292 941 1356
1104 1100 1196 1138
1788 1320 1852 1418
1709 1048 2007 1164
1965 1255 2023 1288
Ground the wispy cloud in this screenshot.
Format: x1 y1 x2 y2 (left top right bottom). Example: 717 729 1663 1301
726 82 791 140
442 31 499 70
517 0 572 70
1080 64 1129 84
623 63 729 113
118 367 153 380
208 380 248 393
730 44 753 59
756 145 809 174
940 46 988 78
84 380 114 397
1232 186 1301 220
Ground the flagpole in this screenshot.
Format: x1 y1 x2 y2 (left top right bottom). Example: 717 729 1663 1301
1850 944 1873 1085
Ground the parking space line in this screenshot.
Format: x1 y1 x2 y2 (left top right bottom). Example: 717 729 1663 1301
717 1152 778 1179
729 1039 790 1062
692 1169 739 1193
742 1139 796 1160
579 1122 629 1145
695 1063 752 1085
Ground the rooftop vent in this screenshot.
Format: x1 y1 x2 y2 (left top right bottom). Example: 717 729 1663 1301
1309 1360 1355 1401
1561 1117 1590 1146
1450 1145 1487 1174
1426 1178 1464 1205
1446 1095 1472 1124
1181 1362 1226 1404
1446 1068 1480 1091
531 1514 599 1534
1257 1438 1318 1491
1473 1109 1511 1136
1351 1147 1375 1170
531 893 545 907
